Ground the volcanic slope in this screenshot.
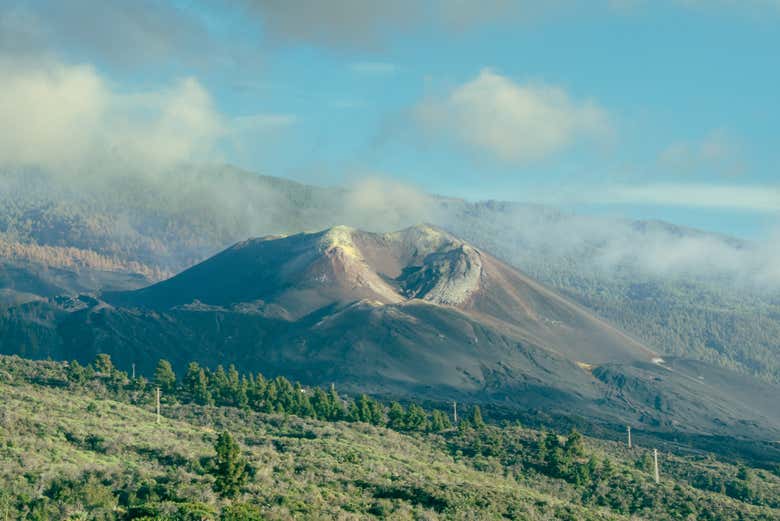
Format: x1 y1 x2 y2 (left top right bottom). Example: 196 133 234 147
15 225 779 437
108 224 655 366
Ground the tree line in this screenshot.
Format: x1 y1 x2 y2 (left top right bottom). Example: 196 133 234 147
66 354 488 435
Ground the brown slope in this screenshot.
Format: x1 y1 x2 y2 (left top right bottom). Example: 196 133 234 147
106 224 656 366
468 253 658 364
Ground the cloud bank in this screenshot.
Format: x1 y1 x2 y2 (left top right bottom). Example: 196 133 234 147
445 200 780 290
414 69 612 163
0 57 223 174
590 184 780 213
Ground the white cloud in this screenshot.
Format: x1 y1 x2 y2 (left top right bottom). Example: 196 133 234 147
0 58 107 171
0 57 224 173
341 176 444 232
590 183 780 213
414 69 612 163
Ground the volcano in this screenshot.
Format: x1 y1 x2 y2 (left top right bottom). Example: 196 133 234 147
108 224 656 365
7 224 776 437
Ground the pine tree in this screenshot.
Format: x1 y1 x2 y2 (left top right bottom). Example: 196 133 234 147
328 385 345 420
228 364 241 405
210 365 229 405
246 373 266 410
212 431 249 498
130 375 148 392
154 359 176 393
184 362 212 405
263 381 278 413
347 400 360 422
311 388 332 420
93 354 114 376
586 456 599 477
404 403 429 431
273 377 295 413
237 375 249 409
636 452 653 473
430 409 452 432
537 429 550 463
66 360 88 384
470 405 485 429
387 402 406 430
293 383 313 417
541 430 561 472
356 394 374 423
368 398 385 426
564 428 584 458
549 445 569 478
601 457 615 477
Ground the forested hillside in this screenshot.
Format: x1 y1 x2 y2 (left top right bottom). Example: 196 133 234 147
1 167 779 383
1 355 778 520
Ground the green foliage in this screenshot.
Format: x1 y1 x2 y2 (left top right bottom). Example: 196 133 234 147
430 409 452 432
351 394 384 425
386 401 405 430
1 354 779 521
184 362 212 406
94 354 114 376
403 403 428 432
470 405 485 429
66 359 89 384
220 503 265 521
636 452 653 473
154 359 177 394
212 431 249 498
463 213 780 384
2 167 779 387
565 429 584 458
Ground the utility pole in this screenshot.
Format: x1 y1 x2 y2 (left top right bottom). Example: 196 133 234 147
653 448 660 484
627 425 632 449
452 401 458 424
156 387 161 424
131 363 136 379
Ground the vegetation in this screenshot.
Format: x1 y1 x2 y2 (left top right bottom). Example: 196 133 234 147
212 432 250 499
2 168 779 384
0 354 778 520
447 204 780 384
553 275 780 383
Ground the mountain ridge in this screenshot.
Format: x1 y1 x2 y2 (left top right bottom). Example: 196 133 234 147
0 223 778 439
3 166 778 383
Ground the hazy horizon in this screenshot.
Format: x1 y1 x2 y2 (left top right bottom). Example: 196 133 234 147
2 0 778 241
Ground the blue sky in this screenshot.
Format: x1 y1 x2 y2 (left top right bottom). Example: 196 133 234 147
1 0 778 238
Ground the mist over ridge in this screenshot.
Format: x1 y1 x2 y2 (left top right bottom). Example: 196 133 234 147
2 165 779 384
0 164 776 290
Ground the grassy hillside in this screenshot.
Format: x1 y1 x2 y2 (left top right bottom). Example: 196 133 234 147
1 355 778 520
4 295 779 442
